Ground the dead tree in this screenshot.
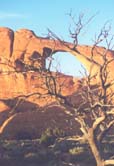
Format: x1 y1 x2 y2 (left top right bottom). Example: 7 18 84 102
0 12 114 166
46 18 114 166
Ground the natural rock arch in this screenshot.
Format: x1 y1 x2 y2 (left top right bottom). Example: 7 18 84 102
0 27 114 99
0 27 114 78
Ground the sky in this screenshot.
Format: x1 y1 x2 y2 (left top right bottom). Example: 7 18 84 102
0 0 114 77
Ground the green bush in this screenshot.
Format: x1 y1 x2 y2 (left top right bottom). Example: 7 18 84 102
40 128 65 146
69 146 91 162
69 147 85 155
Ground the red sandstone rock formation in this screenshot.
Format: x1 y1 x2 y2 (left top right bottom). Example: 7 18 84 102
0 27 114 139
0 27 78 100
1 27 114 73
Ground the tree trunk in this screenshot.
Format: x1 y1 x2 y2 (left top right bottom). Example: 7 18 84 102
87 129 104 166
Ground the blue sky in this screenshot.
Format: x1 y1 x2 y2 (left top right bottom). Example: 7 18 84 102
0 0 114 76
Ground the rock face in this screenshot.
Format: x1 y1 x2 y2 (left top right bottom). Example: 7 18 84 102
0 27 114 139
0 27 14 58
0 27 78 100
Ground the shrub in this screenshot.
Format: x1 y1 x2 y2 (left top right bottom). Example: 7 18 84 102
40 128 65 146
69 147 85 155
